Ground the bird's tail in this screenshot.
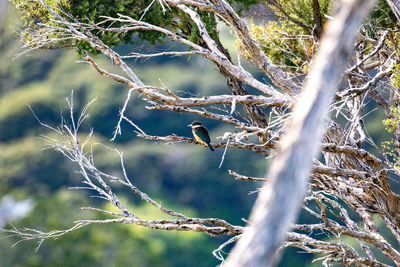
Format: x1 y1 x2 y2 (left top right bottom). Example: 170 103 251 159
207 143 215 151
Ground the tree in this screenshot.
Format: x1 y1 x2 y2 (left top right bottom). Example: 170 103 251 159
4 0 400 266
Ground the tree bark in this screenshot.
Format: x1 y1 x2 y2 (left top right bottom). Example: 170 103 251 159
224 0 376 266
312 0 323 38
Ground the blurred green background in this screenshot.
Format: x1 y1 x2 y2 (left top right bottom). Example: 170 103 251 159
0 4 266 267
0 3 397 267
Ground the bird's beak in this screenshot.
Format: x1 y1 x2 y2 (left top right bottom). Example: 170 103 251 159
187 124 192 127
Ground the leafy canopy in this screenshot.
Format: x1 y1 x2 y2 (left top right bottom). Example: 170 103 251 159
12 0 255 55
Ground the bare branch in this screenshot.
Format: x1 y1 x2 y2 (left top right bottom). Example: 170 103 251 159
225 0 377 265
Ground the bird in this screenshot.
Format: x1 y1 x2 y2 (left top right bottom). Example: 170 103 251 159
188 121 214 151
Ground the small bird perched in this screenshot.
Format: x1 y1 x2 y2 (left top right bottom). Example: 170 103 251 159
188 121 214 151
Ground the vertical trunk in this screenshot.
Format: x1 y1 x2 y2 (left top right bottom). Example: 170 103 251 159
312 0 323 38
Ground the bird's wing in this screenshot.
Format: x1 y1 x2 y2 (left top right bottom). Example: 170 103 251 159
195 127 211 143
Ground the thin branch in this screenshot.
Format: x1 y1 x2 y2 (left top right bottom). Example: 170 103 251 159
228 170 267 182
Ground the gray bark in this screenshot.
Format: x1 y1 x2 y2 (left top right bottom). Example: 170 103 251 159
224 0 376 266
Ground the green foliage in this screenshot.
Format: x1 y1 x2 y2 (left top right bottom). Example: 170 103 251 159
11 0 221 55
383 107 400 134
273 0 331 28
368 0 398 36
381 63 400 168
381 64 400 169
1 190 217 267
226 0 259 15
239 0 397 72
382 106 400 169
241 20 314 72
237 0 331 72
392 63 400 89
64 0 174 53
12 0 69 49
